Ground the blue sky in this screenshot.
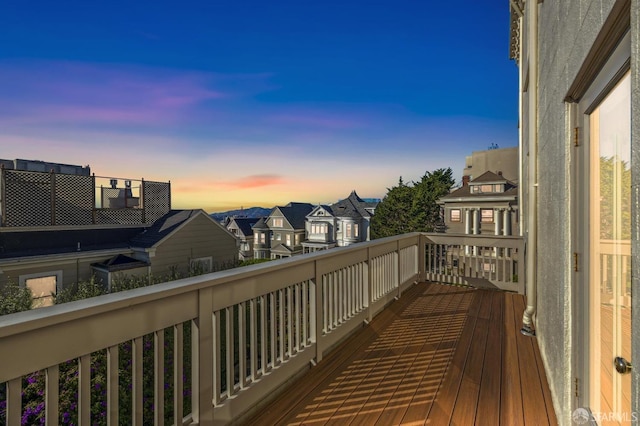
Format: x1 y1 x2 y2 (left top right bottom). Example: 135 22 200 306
0 1 518 212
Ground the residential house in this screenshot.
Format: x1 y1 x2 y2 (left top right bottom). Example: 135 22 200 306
510 0 638 422
225 217 260 261
438 171 518 236
303 191 377 253
253 202 314 259
0 160 237 305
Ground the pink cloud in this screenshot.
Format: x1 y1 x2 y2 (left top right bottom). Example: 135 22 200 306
172 175 287 194
224 174 286 189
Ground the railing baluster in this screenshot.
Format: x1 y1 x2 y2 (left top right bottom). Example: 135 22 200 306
107 345 119 426
259 295 268 374
250 298 258 381
133 337 143 425
278 289 285 362
269 293 276 367
302 281 309 346
7 378 21 426
212 310 221 405
294 283 301 352
287 286 293 357
174 324 184 424
239 302 247 389
225 307 234 398
154 330 165 424
79 354 91 425
322 275 328 334
45 365 59 426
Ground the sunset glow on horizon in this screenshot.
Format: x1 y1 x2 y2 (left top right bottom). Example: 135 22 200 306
1 1 518 213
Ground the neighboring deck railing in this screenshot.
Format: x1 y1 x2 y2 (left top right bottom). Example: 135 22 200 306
423 233 525 294
0 232 523 425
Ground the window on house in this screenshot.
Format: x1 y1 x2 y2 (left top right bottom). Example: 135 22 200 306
25 276 57 308
480 184 494 193
450 209 461 222
354 224 359 238
254 233 259 243
311 223 327 234
20 271 62 308
295 234 300 245
481 209 494 223
260 233 265 244
272 218 283 227
286 234 292 246
276 233 281 241
190 257 213 274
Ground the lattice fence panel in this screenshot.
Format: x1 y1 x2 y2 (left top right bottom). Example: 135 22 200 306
95 209 144 225
54 174 94 225
3 170 52 227
143 181 171 224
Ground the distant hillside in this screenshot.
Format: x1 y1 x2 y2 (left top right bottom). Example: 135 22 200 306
210 207 271 222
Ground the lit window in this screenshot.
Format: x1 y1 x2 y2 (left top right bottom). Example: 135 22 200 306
286 234 292 246
260 233 266 244
480 185 493 193
254 233 259 243
311 223 327 234
450 209 461 222
272 218 283 227
25 276 57 308
481 209 494 223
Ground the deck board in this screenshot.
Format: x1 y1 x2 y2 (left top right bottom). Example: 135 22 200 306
243 282 557 426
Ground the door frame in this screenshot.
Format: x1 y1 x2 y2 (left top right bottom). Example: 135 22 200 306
571 30 631 416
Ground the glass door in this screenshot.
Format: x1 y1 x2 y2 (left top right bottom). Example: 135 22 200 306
588 71 631 424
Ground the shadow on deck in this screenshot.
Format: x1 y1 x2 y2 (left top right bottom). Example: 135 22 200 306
245 282 557 425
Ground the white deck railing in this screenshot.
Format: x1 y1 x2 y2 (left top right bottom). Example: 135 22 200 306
0 232 525 425
422 233 525 294
0 233 422 425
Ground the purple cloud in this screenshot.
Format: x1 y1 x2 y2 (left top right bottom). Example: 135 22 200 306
0 61 263 127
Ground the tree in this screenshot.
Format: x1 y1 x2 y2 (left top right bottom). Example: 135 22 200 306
410 168 455 232
370 177 414 239
371 168 454 239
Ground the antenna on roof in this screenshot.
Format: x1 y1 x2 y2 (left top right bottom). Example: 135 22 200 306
488 142 499 150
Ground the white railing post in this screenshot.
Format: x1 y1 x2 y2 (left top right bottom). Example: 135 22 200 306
194 287 214 424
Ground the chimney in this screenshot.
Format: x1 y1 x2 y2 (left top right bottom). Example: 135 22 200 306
462 175 470 186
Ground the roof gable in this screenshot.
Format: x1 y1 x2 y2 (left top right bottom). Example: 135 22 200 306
129 209 231 249
272 202 313 229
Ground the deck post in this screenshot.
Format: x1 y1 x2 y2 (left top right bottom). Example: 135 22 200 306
194 287 214 424
418 233 426 282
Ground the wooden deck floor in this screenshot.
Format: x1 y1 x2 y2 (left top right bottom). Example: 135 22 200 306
244 282 557 426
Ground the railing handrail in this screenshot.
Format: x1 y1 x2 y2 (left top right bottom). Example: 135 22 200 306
0 231 526 424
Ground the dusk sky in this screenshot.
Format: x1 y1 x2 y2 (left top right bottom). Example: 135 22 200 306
0 1 518 212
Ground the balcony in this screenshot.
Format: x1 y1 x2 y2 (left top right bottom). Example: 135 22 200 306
0 233 550 425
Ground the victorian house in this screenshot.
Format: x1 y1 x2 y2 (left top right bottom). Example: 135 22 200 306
252 202 314 259
302 191 377 253
225 217 260 261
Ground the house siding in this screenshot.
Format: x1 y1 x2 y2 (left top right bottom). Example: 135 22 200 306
149 214 237 277
0 253 125 290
